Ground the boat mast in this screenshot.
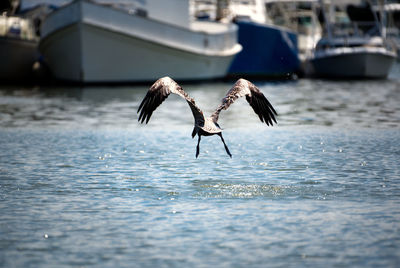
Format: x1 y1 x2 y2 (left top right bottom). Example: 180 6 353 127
319 0 333 41
310 1 318 56
378 0 387 38
366 0 387 39
216 0 229 21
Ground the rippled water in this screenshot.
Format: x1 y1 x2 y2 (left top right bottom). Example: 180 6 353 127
1 65 400 267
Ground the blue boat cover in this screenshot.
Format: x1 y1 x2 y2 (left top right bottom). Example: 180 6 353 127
229 20 300 77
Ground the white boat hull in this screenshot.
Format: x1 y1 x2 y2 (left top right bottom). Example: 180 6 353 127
39 0 241 83
40 23 236 82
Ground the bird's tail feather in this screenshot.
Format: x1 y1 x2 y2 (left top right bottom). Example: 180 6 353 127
191 127 196 138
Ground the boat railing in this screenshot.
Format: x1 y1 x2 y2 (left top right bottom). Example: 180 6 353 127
330 21 382 39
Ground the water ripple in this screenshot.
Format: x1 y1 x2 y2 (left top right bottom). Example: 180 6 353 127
1 67 400 267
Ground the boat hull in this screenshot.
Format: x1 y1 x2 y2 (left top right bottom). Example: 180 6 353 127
228 20 300 78
39 0 240 83
311 49 396 79
40 23 236 83
0 37 39 80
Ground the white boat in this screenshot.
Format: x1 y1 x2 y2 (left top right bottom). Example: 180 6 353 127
309 1 396 79
0 14 39 81
39 0 241 83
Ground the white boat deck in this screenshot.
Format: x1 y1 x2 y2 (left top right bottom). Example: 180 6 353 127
190 20 233 34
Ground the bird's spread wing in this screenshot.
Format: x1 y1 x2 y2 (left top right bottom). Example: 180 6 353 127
211 79 277 125
137 77 204 124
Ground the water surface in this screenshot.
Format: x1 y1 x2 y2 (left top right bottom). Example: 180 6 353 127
1 66 400 267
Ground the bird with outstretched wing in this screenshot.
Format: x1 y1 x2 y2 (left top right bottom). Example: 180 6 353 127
137 77 277 158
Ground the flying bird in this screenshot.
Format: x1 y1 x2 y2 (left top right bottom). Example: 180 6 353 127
137 77 277 158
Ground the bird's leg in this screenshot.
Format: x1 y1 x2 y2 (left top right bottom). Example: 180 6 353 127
218 133 232 158
196 135 201 158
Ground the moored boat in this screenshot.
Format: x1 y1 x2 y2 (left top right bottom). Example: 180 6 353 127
39 0 241 83
311 36 396 79
227 0 300 78
0 14 39 81
265 0 322 76
228 18 300 78
309 0 396 79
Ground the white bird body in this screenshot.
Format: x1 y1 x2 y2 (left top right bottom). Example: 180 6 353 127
137 77 277 158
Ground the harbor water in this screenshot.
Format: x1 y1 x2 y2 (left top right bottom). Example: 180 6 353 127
1 65 400 267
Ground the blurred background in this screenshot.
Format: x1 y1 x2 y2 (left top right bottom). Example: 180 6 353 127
1 0 400 83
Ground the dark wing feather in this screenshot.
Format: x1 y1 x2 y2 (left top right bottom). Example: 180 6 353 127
137 77 204 124
211 78 277 126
